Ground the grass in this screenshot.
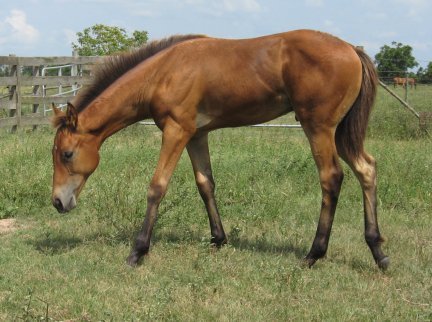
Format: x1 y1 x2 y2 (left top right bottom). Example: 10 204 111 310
0 87 431 321
369 85 432 139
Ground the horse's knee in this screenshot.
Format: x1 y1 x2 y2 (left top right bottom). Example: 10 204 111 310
147 184 166 204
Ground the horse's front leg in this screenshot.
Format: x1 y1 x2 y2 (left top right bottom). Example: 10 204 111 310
126 120 193 266
186 133 227 246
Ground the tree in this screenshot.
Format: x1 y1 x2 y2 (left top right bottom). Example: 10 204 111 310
374 42 418 80
416 62 432 84
72 24 149 56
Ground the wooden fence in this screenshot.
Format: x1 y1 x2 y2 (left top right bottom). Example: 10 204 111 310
0 54 102 130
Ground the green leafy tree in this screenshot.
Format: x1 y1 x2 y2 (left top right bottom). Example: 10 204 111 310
416 62 432 84
72 24 149 56
374 42 418 80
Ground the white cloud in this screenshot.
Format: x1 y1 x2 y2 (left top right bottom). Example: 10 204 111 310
2 10 40 45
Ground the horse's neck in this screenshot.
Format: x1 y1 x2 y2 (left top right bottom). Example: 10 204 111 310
77 69 154 140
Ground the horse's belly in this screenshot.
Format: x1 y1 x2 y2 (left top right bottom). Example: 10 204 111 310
197 97 292 130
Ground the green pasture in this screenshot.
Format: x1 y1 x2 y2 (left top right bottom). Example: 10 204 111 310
0 87 431 321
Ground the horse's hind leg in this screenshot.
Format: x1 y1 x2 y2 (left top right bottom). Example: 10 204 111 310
337 147 389 270
302 127 344 267
187 133 227 246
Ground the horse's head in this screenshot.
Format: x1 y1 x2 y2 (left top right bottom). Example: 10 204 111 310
51 103 100 213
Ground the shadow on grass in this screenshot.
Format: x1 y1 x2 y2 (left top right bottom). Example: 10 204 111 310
153 229 307 259
152 229 203 244
229 236 307 259
30 227 307 260
30 228 138 256
32 234 84 255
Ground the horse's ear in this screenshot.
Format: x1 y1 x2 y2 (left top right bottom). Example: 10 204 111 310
66 102 78 130
51 103 66 128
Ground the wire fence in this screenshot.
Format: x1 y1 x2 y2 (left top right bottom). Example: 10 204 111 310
378 71 432 86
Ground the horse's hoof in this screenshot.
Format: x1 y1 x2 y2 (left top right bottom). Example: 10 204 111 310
377 256 390 271
210 236 227 248
126 253 141 267
301 257 317 268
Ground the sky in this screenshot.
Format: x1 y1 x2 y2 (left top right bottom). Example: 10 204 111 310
0 0 431 68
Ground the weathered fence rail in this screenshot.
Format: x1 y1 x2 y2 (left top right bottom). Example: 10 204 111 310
0 54 102 130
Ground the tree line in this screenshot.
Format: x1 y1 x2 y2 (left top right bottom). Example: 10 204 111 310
1 24 431 83
375 41 432 84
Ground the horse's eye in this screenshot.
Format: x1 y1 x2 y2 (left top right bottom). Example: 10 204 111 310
63 151 74 161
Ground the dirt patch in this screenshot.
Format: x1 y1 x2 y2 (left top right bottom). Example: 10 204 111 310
0 218 17 234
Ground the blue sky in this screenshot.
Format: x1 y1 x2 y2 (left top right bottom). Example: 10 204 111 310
0 0 431 68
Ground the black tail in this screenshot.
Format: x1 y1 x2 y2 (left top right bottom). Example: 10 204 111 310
336 47 378 158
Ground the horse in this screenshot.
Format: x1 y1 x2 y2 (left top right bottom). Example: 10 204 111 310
51 30 389 270
407 77 416 89
393 77 405 88
394 77 416 89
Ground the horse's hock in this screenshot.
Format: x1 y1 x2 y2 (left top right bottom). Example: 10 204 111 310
419 112 432 131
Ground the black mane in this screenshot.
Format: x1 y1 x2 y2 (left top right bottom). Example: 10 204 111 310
74 34 206 113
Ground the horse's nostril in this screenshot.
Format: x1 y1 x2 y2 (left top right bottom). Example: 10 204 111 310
53 198 64 212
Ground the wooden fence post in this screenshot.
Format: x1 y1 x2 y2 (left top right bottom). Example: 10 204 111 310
32 65 41 130
8 54 22 132
379 80 419 119
71 50 79 95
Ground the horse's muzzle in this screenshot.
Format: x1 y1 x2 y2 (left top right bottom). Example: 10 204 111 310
53 198 66 213
52 195 76 213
